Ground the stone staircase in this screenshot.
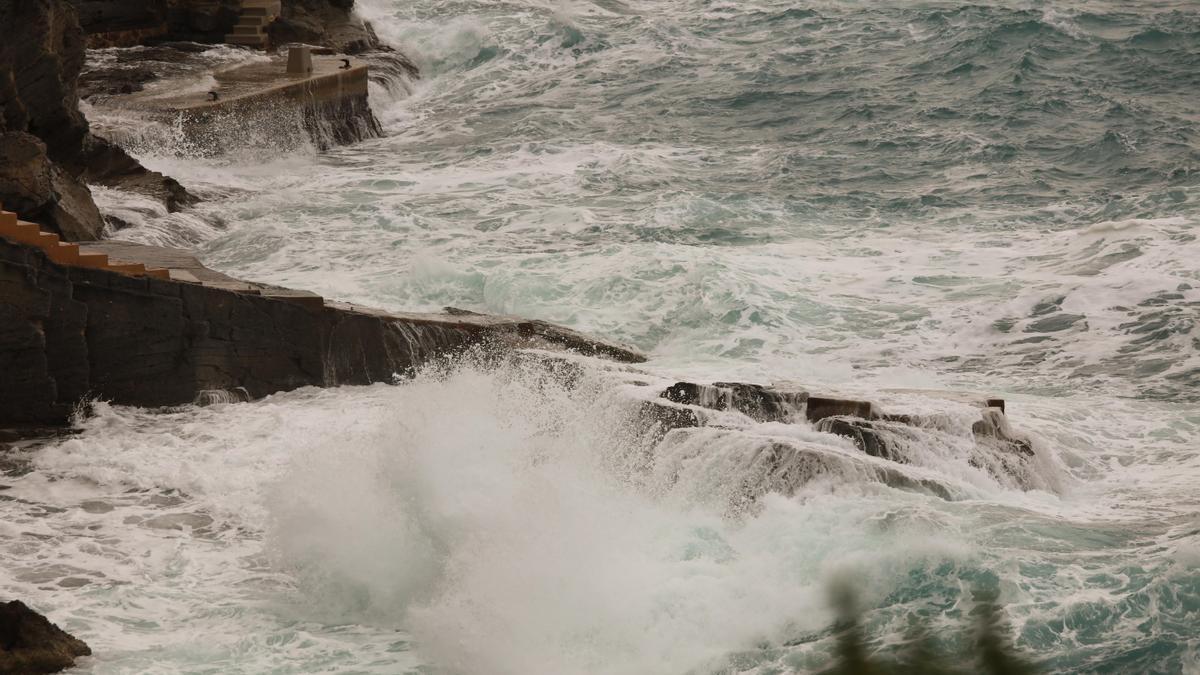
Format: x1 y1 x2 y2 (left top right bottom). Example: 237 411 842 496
0 206 169 279
1 206 326 308
225 0 282 49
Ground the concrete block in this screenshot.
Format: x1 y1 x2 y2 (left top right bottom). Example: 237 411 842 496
107 263 148 277
76 253 109 270
46 243 80 265
5 222 46 246
287 46 313 75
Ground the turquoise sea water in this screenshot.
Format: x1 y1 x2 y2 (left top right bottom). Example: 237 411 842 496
5 1 1200 672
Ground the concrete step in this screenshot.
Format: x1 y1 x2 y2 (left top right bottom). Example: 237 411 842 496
46 242 81 265
76 252 109 269
36 231 61 248
226 33 268 46
232 24 264 35
241 7 272 16
3 221 49 246
3 210 185 281
107 262 147 276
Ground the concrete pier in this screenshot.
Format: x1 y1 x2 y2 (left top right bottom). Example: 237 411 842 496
104 53 380 150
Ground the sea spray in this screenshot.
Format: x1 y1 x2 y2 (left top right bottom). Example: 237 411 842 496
261 362 988 674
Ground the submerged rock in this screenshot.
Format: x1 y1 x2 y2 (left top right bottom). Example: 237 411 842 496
0 600 91 674
142 512 214 531
815 416 898 461
746 440 955 503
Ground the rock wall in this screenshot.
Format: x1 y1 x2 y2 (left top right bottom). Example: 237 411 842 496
0 600 91 674
74 0 168 44
268 0 388 55
0 237 643 426
70 0 409 57
0 0 193 241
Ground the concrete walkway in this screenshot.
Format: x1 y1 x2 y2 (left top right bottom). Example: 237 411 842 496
121 55 368 115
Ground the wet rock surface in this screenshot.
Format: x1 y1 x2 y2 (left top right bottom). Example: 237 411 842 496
77 134 195 213
661 381 807 423
599 371 1039 497
814 416 897 461
0 133 105 242
268 0 398 56
0 600 91 674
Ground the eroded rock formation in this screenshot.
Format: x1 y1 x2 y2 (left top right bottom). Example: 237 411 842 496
267 0 403 57
0 0 193 240
0 600 91 674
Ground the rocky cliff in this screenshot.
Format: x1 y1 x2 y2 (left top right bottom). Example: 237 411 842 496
72 0 411 58
0 0 193 241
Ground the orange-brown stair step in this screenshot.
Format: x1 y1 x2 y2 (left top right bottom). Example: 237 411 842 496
35 231 61 249
46 242 81 265
5 221 47 245
106 262 147 276
76 252 109 269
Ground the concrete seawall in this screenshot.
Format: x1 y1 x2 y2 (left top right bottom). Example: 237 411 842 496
0 229 644 426
158 58 370 116
110 54 382 151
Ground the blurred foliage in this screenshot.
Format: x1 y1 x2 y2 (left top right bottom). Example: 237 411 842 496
820 584 1037 675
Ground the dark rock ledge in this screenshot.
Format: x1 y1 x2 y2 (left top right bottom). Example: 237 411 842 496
0 600 91 674
0 236 644 427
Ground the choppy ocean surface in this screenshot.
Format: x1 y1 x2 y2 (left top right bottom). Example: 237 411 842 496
5 0 1200 672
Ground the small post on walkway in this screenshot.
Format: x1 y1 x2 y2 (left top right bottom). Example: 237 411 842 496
287 46 313 74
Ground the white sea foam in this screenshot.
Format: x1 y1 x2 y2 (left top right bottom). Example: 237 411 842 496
5 360 1194 672
12 0 1200 671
